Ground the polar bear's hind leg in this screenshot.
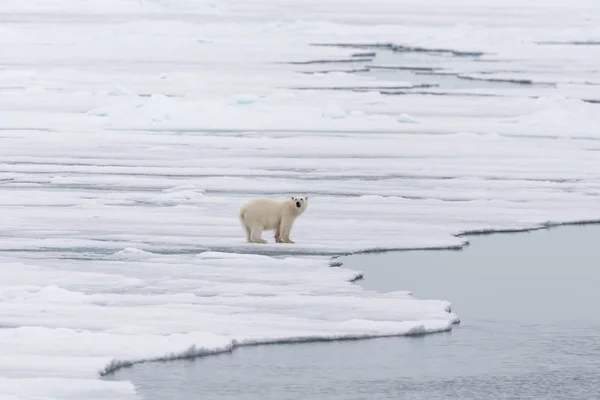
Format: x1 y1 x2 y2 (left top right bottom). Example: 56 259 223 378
249 226 267 244
239 211 252 242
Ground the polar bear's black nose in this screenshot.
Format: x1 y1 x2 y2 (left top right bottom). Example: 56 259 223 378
296 201 301 208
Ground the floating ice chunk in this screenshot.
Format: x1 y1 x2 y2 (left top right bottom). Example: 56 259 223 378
229 94 261 106
109 248 155 260
321 100 347 119
97 84 135 97
396 113 420 123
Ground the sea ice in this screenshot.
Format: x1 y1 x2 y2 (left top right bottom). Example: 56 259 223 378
1 0 599 399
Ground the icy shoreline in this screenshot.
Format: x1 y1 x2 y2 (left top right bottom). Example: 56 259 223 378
2 0 600 398
0 252 459 399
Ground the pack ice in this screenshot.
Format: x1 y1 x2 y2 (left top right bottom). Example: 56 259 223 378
1 0 599 398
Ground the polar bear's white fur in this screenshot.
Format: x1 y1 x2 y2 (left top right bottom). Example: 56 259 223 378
239 196 308 244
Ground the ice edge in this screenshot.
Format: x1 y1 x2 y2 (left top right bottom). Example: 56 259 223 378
99 324 455 377
94 220 600 377
339 218 600 256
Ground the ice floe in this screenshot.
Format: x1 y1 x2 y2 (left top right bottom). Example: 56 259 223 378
1 0 599 399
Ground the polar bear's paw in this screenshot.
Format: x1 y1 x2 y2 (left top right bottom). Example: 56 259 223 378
250 238 268 244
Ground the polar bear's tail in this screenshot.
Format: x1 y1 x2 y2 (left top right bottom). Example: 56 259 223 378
239 206 251 242
239 205 249 227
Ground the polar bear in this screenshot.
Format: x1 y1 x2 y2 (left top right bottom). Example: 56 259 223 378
239 196 308 244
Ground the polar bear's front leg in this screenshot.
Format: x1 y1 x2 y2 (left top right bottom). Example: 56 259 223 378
249 226 267 244
278 217 296 244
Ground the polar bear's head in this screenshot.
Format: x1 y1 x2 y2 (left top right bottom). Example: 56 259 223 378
290 195 308 215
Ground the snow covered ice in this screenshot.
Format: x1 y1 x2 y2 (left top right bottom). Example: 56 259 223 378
1 0 600 398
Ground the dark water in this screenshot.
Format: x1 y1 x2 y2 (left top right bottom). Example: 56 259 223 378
105 225 600 399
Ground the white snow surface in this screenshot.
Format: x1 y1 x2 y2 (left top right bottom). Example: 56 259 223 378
1 0 600 398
